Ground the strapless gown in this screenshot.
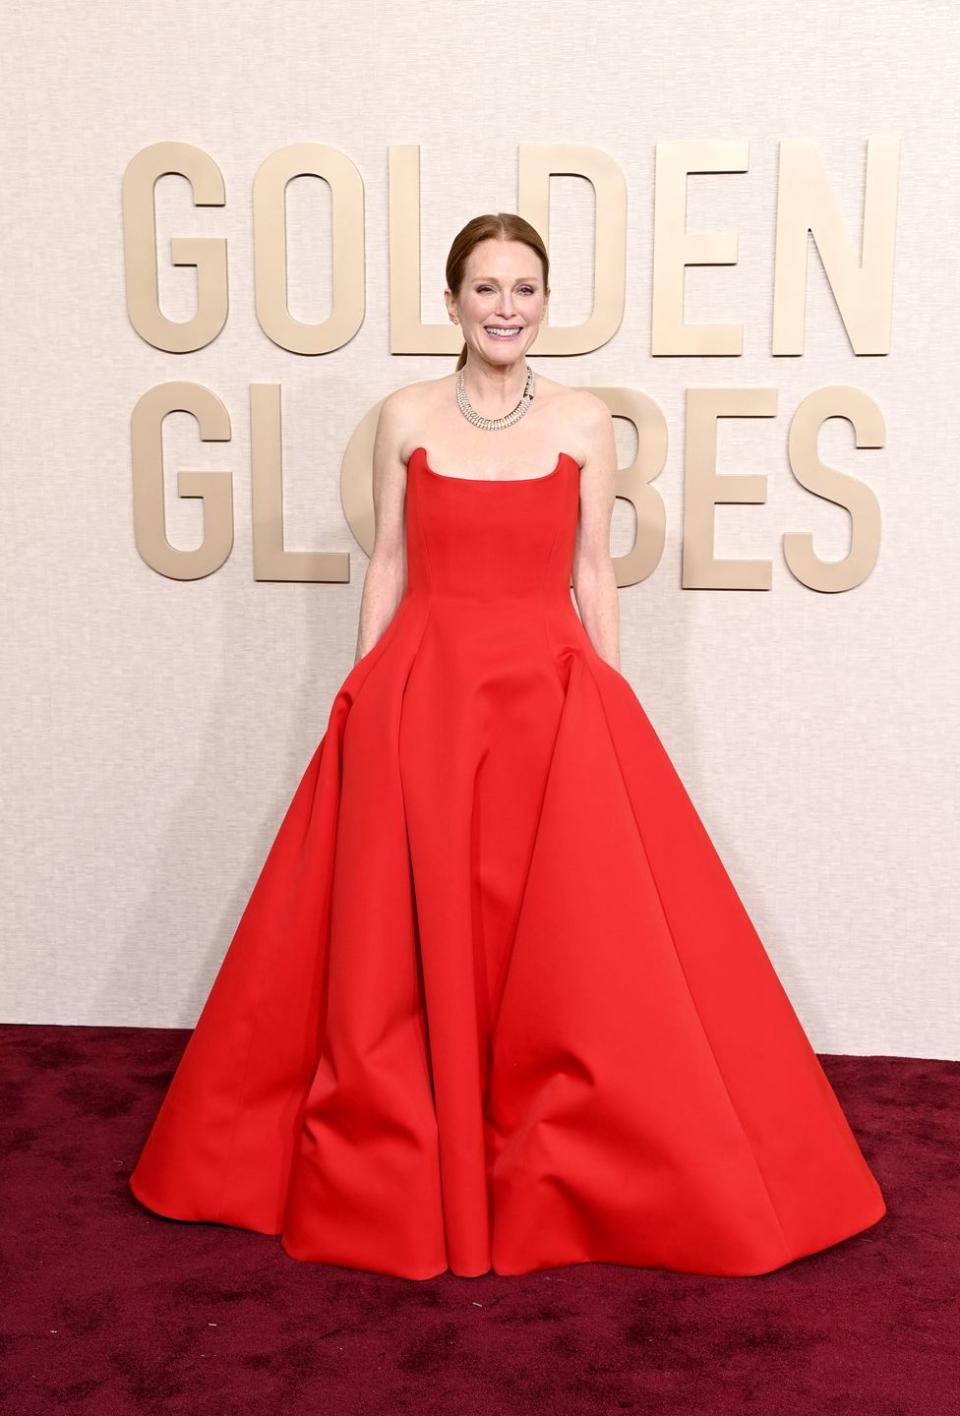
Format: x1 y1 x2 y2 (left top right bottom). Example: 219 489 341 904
129 445 886 1279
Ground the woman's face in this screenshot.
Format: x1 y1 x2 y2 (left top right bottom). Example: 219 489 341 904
447 238 548 367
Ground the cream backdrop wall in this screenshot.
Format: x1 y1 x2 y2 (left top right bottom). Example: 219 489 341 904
3 0 957 1058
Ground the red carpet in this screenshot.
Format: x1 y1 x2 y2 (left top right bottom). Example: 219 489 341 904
1 1024 955 1415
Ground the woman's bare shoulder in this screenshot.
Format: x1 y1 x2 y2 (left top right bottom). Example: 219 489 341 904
536 374 606 413
533 377 611 466
383 374 451 413
380 376 453 461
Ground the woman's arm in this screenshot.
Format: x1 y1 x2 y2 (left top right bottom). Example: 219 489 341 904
571 395 621 672
353 393 409 664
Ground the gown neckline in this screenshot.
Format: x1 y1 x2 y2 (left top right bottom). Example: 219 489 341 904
410 446 574 485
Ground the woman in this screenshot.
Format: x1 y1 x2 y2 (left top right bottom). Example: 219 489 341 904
129 213 886 1280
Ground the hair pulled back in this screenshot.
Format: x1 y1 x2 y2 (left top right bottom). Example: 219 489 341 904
445 213 549 371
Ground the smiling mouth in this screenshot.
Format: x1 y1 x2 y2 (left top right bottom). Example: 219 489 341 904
484 327 522 338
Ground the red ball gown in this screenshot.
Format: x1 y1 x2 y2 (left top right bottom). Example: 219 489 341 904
129 445 886 1279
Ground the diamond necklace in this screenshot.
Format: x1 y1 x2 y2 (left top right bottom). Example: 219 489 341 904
456 363 535 430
